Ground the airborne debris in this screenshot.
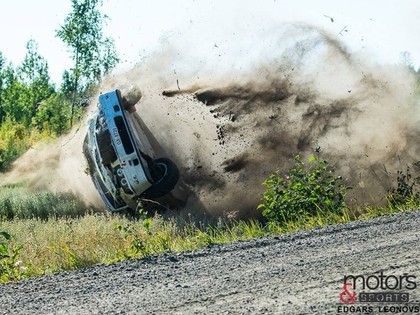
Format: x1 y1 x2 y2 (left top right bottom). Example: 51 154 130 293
339 25 348 36
323 15 334 23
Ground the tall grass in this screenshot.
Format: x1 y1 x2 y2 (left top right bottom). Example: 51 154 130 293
1 198 419 283
1 147 420 283
0 213 268 281
0 187 97 220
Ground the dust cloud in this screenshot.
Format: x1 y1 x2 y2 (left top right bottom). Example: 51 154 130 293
1 107 103 209
2 25 419 218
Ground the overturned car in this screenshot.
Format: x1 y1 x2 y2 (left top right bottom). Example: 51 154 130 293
83 89 179 212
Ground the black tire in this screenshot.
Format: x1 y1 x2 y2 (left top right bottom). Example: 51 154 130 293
120 94 139 113
143 158 179 198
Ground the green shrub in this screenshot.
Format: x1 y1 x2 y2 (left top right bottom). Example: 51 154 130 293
0 118 30 172
0 143 21 172
0 231 11 260
0 230 23 282
387 165 420 206
32 94 74 135
258 148 349 227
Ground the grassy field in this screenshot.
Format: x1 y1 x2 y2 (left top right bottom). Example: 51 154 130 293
0 186 418 283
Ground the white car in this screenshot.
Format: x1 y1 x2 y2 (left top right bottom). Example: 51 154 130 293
83 89 179 212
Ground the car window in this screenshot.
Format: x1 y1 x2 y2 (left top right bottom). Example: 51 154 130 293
114 116 135 154
97 129 118 164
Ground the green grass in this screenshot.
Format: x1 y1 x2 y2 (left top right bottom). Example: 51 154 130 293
1 146 419 283
0 213 268 282
1 198 419 283
0 187 97 220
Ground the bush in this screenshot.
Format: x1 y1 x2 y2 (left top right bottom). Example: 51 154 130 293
0 118 30 172
0 143 21 172
0 230 22 282
32 94 74 135
387 165 420 206
258 148 349 227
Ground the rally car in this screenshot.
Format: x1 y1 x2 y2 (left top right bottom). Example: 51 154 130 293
83 89 179 212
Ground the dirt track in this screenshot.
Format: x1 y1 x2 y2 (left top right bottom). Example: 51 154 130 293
1 210 420 314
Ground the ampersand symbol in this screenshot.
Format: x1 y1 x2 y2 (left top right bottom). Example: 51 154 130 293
339 282 357 303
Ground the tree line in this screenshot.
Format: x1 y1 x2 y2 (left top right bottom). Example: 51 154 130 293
0 0 118 171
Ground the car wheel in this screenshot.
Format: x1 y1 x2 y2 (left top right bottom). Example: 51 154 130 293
121 95 138 113
143 158 179 198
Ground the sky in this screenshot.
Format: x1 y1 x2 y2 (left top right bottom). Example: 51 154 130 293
0 0 419 85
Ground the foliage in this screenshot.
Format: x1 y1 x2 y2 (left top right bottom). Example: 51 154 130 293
0 2 120 170
0 118 30 171
0 41 55 128
0 230 24 282
0 213 269 282
0 40 61 162
19 40 54 92
0 231 11 260
0 64 26 124
32 93 73 135
1 197 418 283
258 148 349 227
0 52 5 122
387 164 420 207
0 0 121 169
0 40 77 170
17 40 55 126
56 0 119 95
400 51 418 73
55 0 119 126
0 188 95 220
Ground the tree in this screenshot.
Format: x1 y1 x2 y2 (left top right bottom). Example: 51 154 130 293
56 0 119 125
1 65 25 124
32 93 72 135
0 41 55 128
0 52 5 122
56 0 119 94
17 39 55 126
400 51 416 73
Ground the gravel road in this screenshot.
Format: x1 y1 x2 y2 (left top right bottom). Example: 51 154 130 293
1 210 420 315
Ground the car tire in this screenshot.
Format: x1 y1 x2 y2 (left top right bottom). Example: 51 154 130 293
143 158 179 198
121 95 138 113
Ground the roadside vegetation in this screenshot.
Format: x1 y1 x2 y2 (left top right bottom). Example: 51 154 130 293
0 0 118 172
1 148 420 283
1 0 420 283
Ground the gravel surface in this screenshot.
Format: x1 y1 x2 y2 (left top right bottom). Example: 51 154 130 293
2 210 420 314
